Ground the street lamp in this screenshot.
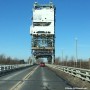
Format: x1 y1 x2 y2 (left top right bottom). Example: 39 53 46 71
75 37 78 67
61 49 63 66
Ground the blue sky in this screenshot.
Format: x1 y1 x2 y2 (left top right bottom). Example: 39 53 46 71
0 0 90 60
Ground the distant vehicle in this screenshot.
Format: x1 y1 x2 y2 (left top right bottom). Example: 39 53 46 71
40 62 45 67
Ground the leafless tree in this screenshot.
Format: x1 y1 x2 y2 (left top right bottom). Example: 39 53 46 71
0 54 24 65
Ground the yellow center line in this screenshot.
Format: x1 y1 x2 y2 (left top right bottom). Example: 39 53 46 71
10 66 39 90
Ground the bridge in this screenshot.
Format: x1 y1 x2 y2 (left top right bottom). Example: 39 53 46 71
0 1 90 90
0 64 90 90
30 2 55 64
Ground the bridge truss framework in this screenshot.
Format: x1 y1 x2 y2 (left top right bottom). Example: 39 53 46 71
30 2 56 64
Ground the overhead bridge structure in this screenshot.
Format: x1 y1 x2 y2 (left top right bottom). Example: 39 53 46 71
30 2 56 64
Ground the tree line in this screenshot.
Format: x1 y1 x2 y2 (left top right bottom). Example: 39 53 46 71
0 54 25 65
55 57 90 69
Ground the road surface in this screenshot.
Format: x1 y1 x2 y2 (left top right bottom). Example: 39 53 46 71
0 65 72 90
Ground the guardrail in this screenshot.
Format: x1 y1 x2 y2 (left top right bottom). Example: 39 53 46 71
46 64 90 82
0 64 31 75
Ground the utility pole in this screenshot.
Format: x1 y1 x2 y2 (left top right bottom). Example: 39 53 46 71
89 58 90 69
80 59 81 68
75 38 78 67
65 56 68 66
62 49 63 66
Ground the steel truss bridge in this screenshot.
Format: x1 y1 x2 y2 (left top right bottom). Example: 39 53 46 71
30 2 56 64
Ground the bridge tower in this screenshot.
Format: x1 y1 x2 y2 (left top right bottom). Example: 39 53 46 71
30 2 56 64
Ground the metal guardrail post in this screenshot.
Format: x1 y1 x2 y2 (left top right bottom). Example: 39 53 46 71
46 64 90 82
0 64 31 75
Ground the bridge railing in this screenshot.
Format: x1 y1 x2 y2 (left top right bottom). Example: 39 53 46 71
0 64 30 74
46 64 90 82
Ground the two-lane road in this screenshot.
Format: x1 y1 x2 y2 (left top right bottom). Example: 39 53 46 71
20 66 72 90
0 66 72 90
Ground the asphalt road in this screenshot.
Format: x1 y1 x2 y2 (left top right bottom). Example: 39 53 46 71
0 65 37 90
19 66 72 90
0 65 72 90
